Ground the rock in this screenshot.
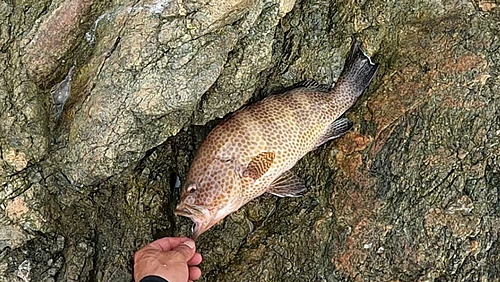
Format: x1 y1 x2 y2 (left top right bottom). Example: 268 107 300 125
24 0 95 86
59 0 295 187
0 0 499 281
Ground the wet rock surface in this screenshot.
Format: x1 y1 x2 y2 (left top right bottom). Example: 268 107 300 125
1 0 499 281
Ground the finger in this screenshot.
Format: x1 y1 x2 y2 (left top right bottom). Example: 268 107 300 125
187 253 203 266
189 266 202 280
149 237 190 252
171 239 196 261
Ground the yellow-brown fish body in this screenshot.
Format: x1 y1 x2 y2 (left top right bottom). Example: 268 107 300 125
175 38 379 239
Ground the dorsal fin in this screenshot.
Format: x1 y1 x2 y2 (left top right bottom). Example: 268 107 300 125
299 79 331 92
243 152 275 180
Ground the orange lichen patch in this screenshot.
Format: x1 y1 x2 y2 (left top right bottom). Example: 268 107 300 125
368 63 427 134
438 79 488 110
335 247 353 270
438 54 487 75
334 235 365 278
334 149 373 188
333 186 378 223
366 35 489 159
331 26 492 279
337 132 373 155
327 134 379 277
352 218 370 236
331 187 381 278
424 207 480 239
5 197 29 220
337 153 362 182
368 124 396 158
333 223 396 279
333 132 374 187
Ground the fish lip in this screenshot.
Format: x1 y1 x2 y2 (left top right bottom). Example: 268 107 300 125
174 208 193 217
174 204 205 218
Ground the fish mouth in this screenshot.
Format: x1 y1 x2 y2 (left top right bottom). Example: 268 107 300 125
175 204 223 239
174 204 211 239
174 203 205 218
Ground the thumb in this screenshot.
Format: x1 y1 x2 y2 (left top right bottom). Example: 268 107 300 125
171 240 196 261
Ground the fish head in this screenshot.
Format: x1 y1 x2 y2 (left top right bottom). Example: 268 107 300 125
175 158 242 239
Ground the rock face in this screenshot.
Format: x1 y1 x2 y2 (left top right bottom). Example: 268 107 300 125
1 0 499 281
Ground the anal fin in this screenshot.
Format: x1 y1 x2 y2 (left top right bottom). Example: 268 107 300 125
267 170 307 197
315 118 353 148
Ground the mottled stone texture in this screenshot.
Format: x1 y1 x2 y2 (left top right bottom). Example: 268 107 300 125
0 0 499 281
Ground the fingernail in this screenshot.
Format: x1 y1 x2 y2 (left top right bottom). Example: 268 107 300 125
182 240 195 249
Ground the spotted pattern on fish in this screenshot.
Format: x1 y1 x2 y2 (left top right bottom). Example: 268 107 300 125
175 38 379 239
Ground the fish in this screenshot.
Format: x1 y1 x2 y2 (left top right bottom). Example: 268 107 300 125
175 38 379 239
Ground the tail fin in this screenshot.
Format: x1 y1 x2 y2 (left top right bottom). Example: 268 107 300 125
336 38 379 98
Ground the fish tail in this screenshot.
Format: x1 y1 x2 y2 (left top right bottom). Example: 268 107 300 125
334 37 379 98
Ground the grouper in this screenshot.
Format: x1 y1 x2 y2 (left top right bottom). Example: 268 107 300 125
175 38 379 239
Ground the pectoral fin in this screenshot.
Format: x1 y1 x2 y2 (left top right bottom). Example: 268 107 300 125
243 152 275 180
267 171 307 197
315 118 353 148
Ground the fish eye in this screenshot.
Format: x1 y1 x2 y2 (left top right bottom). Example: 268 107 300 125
187 185 197 194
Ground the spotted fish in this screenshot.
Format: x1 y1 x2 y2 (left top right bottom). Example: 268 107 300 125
175 38 379 239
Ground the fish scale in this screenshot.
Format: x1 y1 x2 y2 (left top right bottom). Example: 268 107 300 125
175 38 379 239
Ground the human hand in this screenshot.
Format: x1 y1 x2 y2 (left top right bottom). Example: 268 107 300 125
133 237 203 282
